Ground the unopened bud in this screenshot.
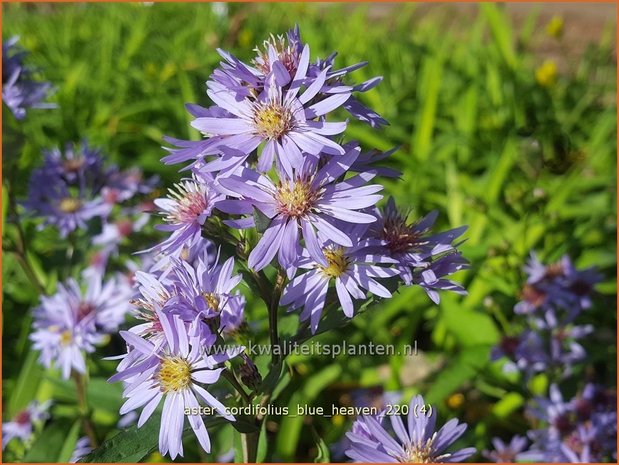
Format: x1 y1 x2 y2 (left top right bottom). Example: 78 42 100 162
239 354 261 392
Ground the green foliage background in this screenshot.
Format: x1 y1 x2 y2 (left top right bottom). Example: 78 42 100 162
2 2 617 462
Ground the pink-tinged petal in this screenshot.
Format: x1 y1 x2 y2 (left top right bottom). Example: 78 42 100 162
191 368 224 385
138 393 163 427
190 117 252 136
119 330 155 355
192 384 235 421
310 215 353 247
183 390 211 453
301 219 328 266
248 216 287 271
335 279 355 318
305 93 350 118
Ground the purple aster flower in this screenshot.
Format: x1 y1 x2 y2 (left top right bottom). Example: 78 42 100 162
102 167 158 204
109 311 237 459
281 233 399 333
516 253 601 322
522 384 617 462
345 394 476 462
168 255 244 336
370 197 468 302
219 147 383 271
150 174 224 255
69 437 92 463
2 37 54 120
30 269 132 378
482 436 528 462
193 65 350 175
129 270 176 345
23 142 116 237
93 213 150 251
2 400 51 449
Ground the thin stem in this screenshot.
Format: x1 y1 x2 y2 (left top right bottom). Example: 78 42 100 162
5 180 46 295
241 431 259 463
72 371 99 448
268 269 286 366
222 369 253 404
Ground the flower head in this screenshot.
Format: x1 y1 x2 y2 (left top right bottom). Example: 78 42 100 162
110 311 238 459
30 270 132 378
345 394 476 462
2 400 51 450
220 147 383 272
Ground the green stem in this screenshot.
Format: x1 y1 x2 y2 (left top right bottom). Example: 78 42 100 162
268 269 286 366
222 369 253 404
241 431 259 463
72 371 99 448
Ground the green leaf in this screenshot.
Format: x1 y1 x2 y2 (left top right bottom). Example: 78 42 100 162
253 207 272 234
311 425 330 463
80 413 228 462
24 419 79 462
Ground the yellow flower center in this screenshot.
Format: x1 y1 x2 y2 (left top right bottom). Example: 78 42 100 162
59 197 82 213
319 248 349 278
253 103 293 140
158 357 192 393
60 330 73 346
276 181 316 218
202 292 220 312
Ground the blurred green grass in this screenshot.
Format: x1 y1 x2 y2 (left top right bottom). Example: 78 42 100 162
2 2 617 462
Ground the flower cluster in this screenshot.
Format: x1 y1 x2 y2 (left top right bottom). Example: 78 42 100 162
24 140 157 239
513 383 617 462
108 26 469 460
2 401 51 450
2 37 54 119
344 394 476 462
30 268 133 379
491 252 600 378
109 252 245 459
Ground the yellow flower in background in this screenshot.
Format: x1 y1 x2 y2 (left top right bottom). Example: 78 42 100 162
535 60 558 88
446 392 465 410
546 15 564 39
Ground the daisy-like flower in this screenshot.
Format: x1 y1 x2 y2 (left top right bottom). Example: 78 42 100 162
30 270 132 378
24 176 111 238
515 252 601 322
2 400 51 450
345 394 476 462
151 174 224 255
219 147 383 272
281 234 399 333
2 37 54 120
169 255 244 335
372 197 468 303
193 57 350 176
110 311 237 459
